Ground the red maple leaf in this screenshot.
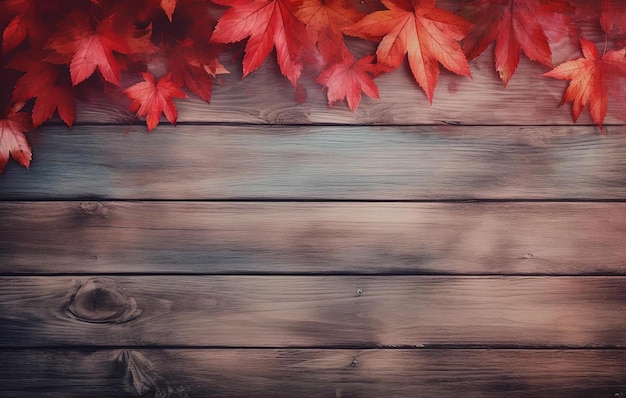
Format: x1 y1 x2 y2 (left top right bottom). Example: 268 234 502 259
166 40 229 103
210 0 311 86
8 51 75 127
294 0 364 62
1 0 59 54
543 37 626 128
123 72 187 131
158 1 229 103
317 49 379 111
600 0 626 37
45 11 154 86
344 0 472 103
461 0 575 86
0 102 32 172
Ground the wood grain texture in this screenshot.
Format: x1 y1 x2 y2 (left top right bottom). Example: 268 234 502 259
1 276 624 347
0 348 624 397
1 201 625 275
2 125 626 200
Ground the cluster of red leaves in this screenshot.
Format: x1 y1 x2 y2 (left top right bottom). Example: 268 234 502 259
0 0 625 171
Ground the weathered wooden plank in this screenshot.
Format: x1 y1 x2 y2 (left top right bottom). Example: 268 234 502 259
1 202 625 275
0 276 624 347
2 125 626 199
0 348 624 397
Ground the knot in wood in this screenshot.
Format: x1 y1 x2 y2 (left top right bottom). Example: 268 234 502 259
80 201 103 214
67 279 140 324
115 350 186 397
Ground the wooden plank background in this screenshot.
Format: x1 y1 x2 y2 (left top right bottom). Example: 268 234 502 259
1 125 626 200
1 276 625 347
1 202 626 274
0 349 624 398
1 11 625 395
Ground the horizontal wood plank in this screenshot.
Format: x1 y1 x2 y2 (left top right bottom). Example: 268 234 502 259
0 348 624 397
2 125 626 199
68 22 624 126
1 202 625 275
1 276 624 347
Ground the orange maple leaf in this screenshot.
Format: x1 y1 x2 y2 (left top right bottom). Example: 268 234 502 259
543 37 626 128
461 0 575 86
317 49 379 111
0 102 33 172
295 0 364 62
161 0 177 21
210 0 310 86
123 72 187 131
344 0 472 103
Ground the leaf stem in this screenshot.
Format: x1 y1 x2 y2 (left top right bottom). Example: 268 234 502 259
123 112 139 136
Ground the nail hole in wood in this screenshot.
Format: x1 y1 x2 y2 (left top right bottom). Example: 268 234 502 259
67 279 140 324
356 289 363 296
523 253 533 259
351 358 358 367
615 393 623 398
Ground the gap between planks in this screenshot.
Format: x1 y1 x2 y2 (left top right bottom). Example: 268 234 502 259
3 198 626 202
1 345 626 351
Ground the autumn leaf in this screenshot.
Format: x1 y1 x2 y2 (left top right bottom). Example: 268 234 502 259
157 1 229 103
600 0 626 36
210 0 310 86
161 0 177 21
461 0 575 86
344 0 472 103
295 0 364 62
8 51 75 127
317 49 379 111
2 0 37 54
166 40 229 103
123 72 187 131
0 102 32 172
1 0 58 54
45 11 154 86
204 58 229 78
543 37 626 128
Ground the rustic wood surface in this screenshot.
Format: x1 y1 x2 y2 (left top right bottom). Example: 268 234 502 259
1 276 624 347
0 349 624 398
1 11 625 394
1 201 625 275
1 125 626 200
